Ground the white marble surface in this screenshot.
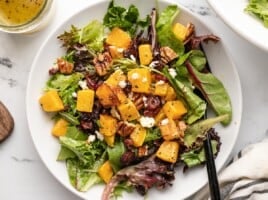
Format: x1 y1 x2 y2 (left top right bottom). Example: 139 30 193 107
1 0 268 200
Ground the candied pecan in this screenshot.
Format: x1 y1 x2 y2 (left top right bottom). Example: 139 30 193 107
177 120 187 138
138 146 148 158
184 23 195 45
160 46 178 64
131 93 144 110
57 58 74 74
93 52 113 76
117 121 136 137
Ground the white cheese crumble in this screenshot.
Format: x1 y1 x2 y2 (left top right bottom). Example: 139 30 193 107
168 68 177 78
160 118 169 126
130 54 136 62
156 80 165 85
95 130 104 141
149 61 159 68
117 48 124 53
131 72 140 80
72 92 77 98
118 80 127 88
78 80 88 90
87 135 96 143
142 96 148 107
52 64 59 70
139 116 155 128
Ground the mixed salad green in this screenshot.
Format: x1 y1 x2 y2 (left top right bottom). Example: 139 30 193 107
39 1 232 199
245 0 268 27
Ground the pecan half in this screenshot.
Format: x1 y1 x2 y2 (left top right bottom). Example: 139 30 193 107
131 93 144 110
117 121 136 137
93 52 113 76
160 46 178 64
57 58 74 74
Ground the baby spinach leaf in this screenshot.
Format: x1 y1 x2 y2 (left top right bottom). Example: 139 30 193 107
144 127 161 143
163 67 206 124
245 0 268 27
184 114 228 148
186 61 232 125
156 5 184 55
103 0 149 36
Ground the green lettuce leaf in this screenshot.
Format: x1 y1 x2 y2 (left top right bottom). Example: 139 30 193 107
181 140 218 167
156 5 184 55
59 136 106 167
107 139 126 172
57 126 88 161
184 114 228 148
186 61 232 125
245 0 268 27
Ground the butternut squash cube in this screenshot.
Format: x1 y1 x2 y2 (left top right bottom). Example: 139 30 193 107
76 89 94 112
153 82 169 96
154 108 166 124
96 83 120 107
159 118 180 140
156 141 179 163
138 44 153 65
117 99 140 121
104 135 115 147
99 114 117 136
130 125 147 147
164 86 177 101
112 86 128 104
127 68 152 94
108 46 123 59
172 23 188 41
39 90 64 112
51 118 68 137
98 161 114 183
106 27 131 48
106 69 126 87
163 100 187 120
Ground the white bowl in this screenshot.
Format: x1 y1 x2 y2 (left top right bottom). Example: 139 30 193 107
26 0 242 199
208 0 268 52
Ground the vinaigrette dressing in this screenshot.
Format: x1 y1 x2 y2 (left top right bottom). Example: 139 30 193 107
0 0 46 26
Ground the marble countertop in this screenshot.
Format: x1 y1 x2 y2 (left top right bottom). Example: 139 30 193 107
1 0 268 199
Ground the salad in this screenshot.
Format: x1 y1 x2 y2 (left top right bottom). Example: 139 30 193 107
38 1 232 199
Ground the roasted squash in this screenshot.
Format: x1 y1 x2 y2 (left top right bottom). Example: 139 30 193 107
164 85 177 101
106 27 131 48
156 141 179 163
98 161 114 183
104 135 115 147
153 82 169 97
138 44 153 65
105 69 126 87
39 90 64 112
172 22 188 41
96 83 120 107
51 118 68 137
112 86 128 104
76 89 95 112
130 125 147 147
107 46 124 59
154 108 166 124
163 100 187 120
117 99 140 121
159 118 180 140
99 114 117 136
127 68 152 94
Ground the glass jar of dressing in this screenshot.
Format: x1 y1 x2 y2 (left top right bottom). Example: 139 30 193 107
0 0 54 34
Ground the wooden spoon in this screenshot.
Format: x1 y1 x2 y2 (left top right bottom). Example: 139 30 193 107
0 101 14 142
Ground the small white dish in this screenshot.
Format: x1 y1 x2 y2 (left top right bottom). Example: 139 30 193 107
208 0 268 52
26 0 242 199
